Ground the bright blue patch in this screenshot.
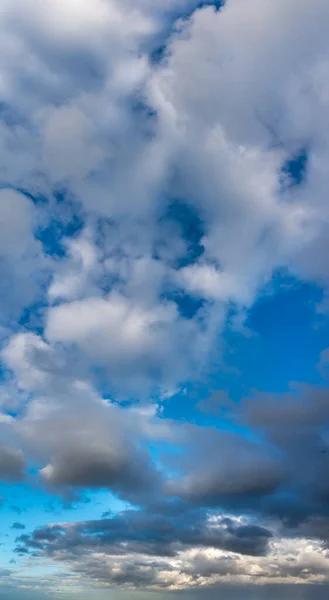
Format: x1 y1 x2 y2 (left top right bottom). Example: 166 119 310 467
37 214 83 257
163 273 328 425
163 290 204 319
282 148 308 187
223 273 325 396
198 0 223 10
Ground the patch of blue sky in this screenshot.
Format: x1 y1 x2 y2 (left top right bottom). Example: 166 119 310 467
162 271 329 431
35 190 84 258
162 290 204 320
239 273 326 392
18 302 48 337
0 186 83 258
281 147 309 188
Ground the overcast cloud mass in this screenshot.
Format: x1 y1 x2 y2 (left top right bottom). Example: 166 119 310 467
2 0 329 598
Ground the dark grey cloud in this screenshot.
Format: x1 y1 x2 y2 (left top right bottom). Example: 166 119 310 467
2 334 162 504
241 384 329 430
41 438 159 501
234 384 329 523
16 504 272 560
0 445 25 482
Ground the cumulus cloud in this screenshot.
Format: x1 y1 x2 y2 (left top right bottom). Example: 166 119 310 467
1 0 329 396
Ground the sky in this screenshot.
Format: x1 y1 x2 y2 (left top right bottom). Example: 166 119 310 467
3 0 329 598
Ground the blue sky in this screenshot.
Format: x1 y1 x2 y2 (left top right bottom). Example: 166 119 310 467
2 0 329 598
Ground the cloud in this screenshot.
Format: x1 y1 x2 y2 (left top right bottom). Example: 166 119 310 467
0 189 46 322
1 0 329 397
15 508 329 590
1 331 162 503
0 445 25 482
14 506 274 589
39 428 159 500
157 383 329 531
2 0 329 595
11 522 25 530
17 506 273 559
165 425 286 509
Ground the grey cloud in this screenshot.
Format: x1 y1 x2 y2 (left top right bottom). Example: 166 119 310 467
163 383 329 528
17 505 273 559
241 384 329 430
182 553 247 579
11 522 25 530
1 331 162 503
40 438 160 501
13 506 278 590
167 428 286 507
155 383 329 529
0 445 25 482
210 384 329 524
73 555 176 589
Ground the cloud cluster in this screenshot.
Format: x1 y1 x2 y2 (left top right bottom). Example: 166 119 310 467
2 0 329 396
2 0 329 596
15 508 329 590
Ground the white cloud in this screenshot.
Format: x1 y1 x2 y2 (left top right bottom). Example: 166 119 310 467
45 292 205 394
148 0 326 307
48 230 101 302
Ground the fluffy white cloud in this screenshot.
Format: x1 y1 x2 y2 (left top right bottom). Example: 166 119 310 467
148 0 328 306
